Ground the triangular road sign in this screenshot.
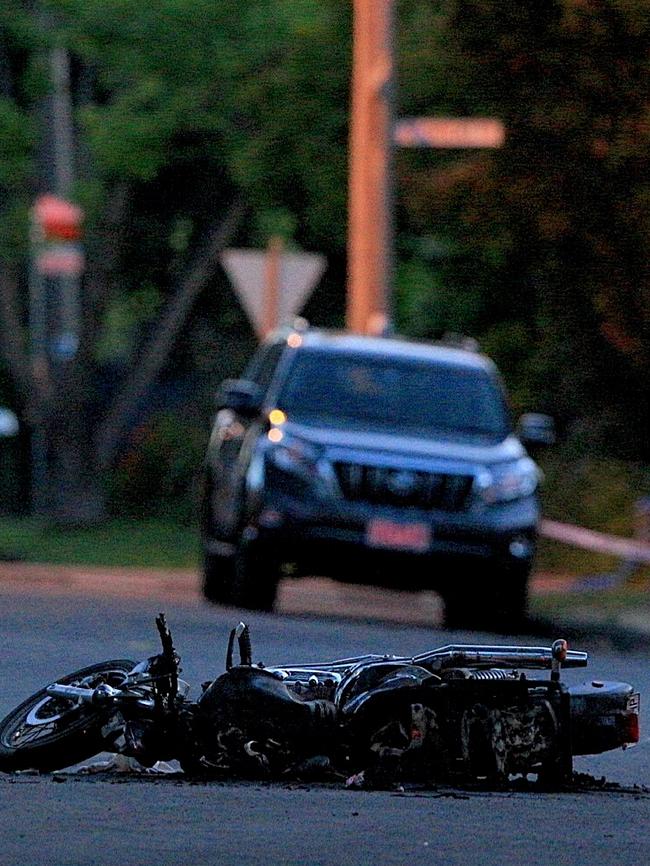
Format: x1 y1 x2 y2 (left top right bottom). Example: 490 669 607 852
221 248 327 338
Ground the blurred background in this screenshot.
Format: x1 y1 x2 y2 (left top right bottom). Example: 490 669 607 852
0 0 647 579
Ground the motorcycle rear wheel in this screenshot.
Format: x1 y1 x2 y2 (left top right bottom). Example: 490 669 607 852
0 659 135 773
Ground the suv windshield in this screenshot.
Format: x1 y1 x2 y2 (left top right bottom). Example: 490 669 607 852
276 349 511 441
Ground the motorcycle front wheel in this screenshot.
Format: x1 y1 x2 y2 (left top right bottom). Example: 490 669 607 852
0 659 135 773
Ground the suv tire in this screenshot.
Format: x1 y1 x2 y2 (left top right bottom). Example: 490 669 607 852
443 560 530 632
202 542 278 612
202 549 236 605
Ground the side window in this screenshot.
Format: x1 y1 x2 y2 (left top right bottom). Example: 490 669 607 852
243 342 286 396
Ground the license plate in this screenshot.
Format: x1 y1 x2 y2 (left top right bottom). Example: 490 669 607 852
366 519 431 552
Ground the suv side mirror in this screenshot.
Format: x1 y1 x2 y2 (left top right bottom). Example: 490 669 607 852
216 379 264 418
0 408 19 438
517 413 556 447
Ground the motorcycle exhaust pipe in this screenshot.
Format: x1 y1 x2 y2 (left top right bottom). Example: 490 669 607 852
413 644 588 670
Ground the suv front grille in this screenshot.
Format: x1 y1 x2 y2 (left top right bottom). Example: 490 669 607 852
333 462 474 512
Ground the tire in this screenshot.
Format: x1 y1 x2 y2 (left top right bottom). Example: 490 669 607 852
0 659 135 773
203 543 278 612
230 543 279 612
444 560 530 632
202 548 237 605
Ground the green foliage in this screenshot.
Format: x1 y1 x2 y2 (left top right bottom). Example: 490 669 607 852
48 0 351 252
0 99 33 189
537 450 650 574
399 0 650 453
96 283 163 363
1 0 648 525
0 5 39 259
106 411 206 522
2 0 352 253
253 208 299 247
541 453 649 535
0 516 199 567
396 256 442 337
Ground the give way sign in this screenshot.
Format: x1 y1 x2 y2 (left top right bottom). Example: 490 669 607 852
221 244 327 339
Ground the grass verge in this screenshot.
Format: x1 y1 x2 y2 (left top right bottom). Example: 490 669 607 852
0 518 199 569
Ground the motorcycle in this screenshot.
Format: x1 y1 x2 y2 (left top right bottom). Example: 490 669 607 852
0 615 640 788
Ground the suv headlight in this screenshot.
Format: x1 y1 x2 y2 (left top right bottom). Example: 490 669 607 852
266 433 323 479
475 457 541 504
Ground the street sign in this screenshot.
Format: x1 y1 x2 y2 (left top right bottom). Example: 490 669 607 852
394 117 505 149
221 247 327 338
36 243 85 277
33 195 83 241
32 195 85 277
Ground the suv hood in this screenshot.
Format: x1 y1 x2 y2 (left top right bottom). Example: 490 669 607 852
282 419 526 467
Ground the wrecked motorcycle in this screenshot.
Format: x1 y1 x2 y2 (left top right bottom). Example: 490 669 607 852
0 616 640 787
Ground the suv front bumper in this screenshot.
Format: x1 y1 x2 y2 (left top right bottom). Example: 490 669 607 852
243 488 539 586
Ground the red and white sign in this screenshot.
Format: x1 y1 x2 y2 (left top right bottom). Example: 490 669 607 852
394 117 505 149
33 194 84 241
36 243 85 277
221 248 326 338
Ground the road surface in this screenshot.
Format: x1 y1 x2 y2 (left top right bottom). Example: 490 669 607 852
0 580 648 866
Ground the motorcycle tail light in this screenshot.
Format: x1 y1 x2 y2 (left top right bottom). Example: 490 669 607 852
622 693 640 746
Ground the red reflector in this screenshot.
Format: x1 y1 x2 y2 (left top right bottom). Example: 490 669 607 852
623 712 640 745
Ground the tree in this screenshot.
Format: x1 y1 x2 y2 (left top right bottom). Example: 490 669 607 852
0 0 352 521
394 0 650 457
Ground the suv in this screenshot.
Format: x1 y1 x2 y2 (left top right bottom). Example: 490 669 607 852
201 326 554 628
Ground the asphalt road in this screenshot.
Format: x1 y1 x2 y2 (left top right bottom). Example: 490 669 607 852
1 584 649 866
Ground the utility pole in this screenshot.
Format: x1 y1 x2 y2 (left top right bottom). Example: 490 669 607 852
346 1 505 337
262 236 283 339
50 47 75 198
29 10 84 518
346 0 395 336
49 46 82 363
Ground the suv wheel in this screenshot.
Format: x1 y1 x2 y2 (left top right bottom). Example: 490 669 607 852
202 542 278 612
202 548 236 605
443 560 530 632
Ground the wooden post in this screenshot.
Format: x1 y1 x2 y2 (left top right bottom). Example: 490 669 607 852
346 0 394 335
263 236 283 338
346 2 504 338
